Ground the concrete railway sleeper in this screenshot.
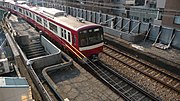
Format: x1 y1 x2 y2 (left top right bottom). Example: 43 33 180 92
82 60 160 101
101 44 180 100
103 45 180 93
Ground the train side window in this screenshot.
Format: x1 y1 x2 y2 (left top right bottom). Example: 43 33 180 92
13 6 16 10
11 4 13 9
58 27 62 37
43 19 48 28
29 12 32 18
61 28 64 38
19 8 22 13
32 13 35 20
36 16 42 24
67 32 71 43
21 9 24 14
64 30 67 39
49 22 58 34
26 11 29 16
23 9 25 15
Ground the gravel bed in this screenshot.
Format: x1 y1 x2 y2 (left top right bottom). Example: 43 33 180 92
100 53 180 101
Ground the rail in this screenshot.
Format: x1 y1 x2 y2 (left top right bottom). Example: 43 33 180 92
83 60 160 101
103 45 180 93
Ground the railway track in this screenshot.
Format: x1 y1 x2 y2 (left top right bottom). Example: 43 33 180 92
83 61 160 101
101 45 180 100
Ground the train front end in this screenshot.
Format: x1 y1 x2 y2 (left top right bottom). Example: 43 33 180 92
78 26 104 62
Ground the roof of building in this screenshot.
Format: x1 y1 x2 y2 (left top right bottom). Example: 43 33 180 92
0 77 29 88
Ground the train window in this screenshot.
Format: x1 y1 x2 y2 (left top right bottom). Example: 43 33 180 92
22 9 24 15
36 16 42 24
82 30 87 33
64 30 67 39
43 19 48 28
19 8 22 13
94 28 100 32
61 28 64 38
32 13 35 20
57 27 61 37
7 3 9 8
68 32 71 43
23 9 26 15
79 27 103 47
29 12 32 18
13 6 16 10
89 30 92 33
11 5 14 9
49 22 58 34
26 11 29 16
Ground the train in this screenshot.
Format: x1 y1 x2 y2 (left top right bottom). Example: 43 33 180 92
0 0 104 62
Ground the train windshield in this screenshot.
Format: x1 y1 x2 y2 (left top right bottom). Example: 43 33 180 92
79 27 103 47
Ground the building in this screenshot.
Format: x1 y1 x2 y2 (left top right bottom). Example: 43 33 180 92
155 0 180 29
129 6 157 23
0 77 34 101
63 0 136 16
128 0 157 23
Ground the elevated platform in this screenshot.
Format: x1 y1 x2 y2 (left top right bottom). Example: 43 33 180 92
104 33 180 75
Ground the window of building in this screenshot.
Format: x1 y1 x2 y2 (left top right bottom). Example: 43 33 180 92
157 9 164 20
174 16 180 25
131 16 139 20
134 16 139 20
158 12 163 20
143 18 149 23
36 16 42 24
49 22 58 34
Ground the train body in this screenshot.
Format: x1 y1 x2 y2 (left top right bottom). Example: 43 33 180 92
0 1 104 61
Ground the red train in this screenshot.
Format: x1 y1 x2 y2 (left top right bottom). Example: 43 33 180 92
0 1 104 62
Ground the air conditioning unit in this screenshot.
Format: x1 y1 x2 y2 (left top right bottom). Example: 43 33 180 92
0 58 10 75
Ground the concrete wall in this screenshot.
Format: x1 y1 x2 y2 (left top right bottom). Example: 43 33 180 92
30 35 62 69
156 0 166 8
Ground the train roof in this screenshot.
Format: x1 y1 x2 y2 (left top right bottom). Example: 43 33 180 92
16 3 100 31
